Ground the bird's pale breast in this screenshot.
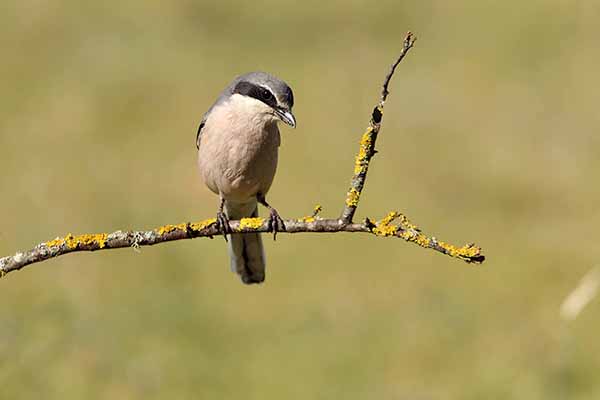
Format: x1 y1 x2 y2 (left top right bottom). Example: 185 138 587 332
197 96 280 203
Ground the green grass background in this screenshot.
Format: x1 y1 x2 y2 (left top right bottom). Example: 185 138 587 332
1 1 599 398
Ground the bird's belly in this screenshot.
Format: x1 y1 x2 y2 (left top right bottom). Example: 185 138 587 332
223 146 277 201
198 134 278 203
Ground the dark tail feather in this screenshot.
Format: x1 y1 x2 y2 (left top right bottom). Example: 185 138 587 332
225 202 266 284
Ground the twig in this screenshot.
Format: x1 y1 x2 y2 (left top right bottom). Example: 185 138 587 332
0 31 485 279
340 32 416 224
381 32 417 102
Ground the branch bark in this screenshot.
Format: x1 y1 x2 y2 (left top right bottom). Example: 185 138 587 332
0 32 485 279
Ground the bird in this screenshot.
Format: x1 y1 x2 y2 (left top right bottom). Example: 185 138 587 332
196 72 296 284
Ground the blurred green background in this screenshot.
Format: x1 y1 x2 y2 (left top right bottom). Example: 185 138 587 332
1 1 599 399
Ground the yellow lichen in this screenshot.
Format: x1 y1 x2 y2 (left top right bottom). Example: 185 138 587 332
371 212 430 245
437 241 482 261
373 224 398 237
62 233 108 249
399 230 431 247
156 223 187 235
65 234 77 249
360 128 373 147
239 217 265 230
345 188 360 207
356 147 368 165
189 218 217 231
372 211 400 236
399 230 414 240
353 128 374 175
299 204 323 223
413 233 431 247
398 213 420 231
79 233 107 248
380 211 399 225
354 153 368 175
45 237 65 248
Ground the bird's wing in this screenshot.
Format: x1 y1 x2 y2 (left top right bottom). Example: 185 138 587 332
196 117 206 150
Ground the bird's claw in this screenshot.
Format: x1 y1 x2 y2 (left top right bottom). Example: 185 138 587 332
267 208 286 240
216 211 231 241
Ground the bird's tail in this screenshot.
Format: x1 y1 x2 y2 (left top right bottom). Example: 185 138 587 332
225 200 266 284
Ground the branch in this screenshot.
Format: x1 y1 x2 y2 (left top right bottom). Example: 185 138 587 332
0 31 485 279
0 210 484 277
340 32 416 223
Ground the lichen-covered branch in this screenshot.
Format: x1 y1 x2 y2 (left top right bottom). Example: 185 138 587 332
0 208 484 278
0 31 486 280
340 32 416 223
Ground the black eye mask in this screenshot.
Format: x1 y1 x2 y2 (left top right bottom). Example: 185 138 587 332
233 81 278 109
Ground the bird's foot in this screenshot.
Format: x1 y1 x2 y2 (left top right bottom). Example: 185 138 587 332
267 208 286 241
216 210 231 241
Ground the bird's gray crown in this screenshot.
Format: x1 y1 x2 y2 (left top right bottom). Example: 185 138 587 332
196 72 295 149
230 71 294 110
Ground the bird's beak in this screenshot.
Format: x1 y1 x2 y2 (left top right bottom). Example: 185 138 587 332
275 108 296 128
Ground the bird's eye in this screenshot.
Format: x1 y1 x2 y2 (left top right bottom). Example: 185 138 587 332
260 88 273 101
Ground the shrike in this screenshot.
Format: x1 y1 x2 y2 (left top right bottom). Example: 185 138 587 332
196 72 296 284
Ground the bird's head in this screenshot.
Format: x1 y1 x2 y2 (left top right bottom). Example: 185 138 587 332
230 72 296 128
